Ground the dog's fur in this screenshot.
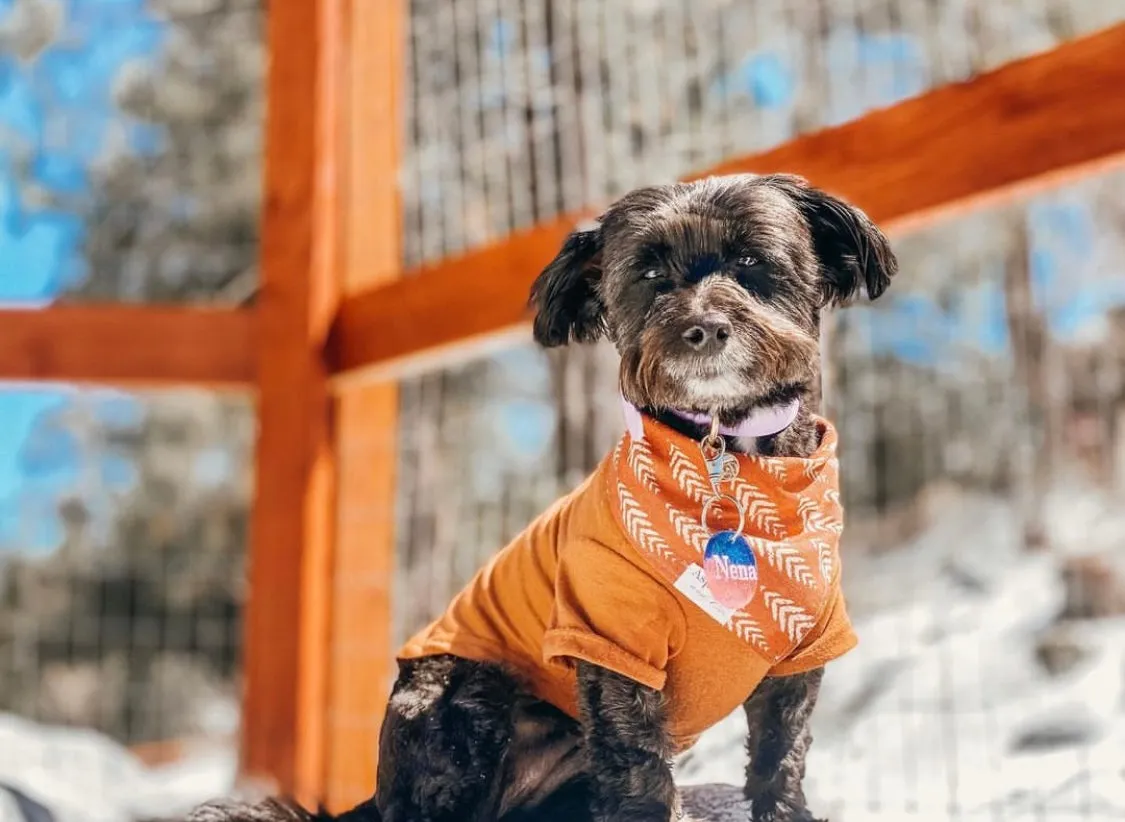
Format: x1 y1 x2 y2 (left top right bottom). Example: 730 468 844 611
191 174 896 822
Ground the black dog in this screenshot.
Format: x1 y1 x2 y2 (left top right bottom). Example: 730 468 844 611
191 174 896 822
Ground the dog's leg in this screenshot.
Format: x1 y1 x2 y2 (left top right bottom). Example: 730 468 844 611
375 655 518 822
742 668 824 822
576 661 677 822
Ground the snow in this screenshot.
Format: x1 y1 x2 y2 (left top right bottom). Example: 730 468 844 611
3 489 1123 822
0 715 235 822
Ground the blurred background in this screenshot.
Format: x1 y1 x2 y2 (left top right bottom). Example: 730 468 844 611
2 0 1125 820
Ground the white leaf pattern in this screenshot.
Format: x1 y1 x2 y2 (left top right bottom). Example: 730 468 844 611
753 539 817 588
728 613 770 653
731 478 786 538
764 591 817 644
797 497 842 535
811 538 834 582
759 458 789 482
617 482 678 565
628 439 660 493
665 504 709 554
668 442 710 503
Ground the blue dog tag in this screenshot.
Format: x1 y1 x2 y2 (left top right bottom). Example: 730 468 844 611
703 531 758 609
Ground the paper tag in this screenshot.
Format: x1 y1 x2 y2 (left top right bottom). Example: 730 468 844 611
674 563 735 625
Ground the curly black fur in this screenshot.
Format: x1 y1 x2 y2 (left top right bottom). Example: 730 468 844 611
576 662 677 822
373 655 599 822
743 669 825 822
530 174 896 426
375 656 518 822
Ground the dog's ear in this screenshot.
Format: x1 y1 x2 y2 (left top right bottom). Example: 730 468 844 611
529 225 606 347
769 175 898 306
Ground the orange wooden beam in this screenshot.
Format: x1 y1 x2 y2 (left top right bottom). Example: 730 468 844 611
323 0 403 809
0 305 254 388
241 0 344 803
331 22 1125 385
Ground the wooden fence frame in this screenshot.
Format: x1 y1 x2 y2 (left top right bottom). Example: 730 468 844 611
2 10 1125 809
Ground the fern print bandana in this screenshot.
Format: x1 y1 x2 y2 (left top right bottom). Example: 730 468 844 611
607 405 844 664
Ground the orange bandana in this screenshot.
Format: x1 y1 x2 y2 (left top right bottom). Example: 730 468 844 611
607 406 844 664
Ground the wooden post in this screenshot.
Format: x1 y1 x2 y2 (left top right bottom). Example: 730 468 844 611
323 0 404 809
242 0 347 803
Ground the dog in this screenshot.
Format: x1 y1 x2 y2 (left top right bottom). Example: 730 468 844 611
190 174 897 822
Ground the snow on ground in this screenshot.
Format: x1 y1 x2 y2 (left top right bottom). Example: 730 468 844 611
0 715 235 822
3 487 1123 821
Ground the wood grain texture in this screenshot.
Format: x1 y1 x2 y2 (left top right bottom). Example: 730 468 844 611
322 0 403 809
332 23 1125 385
241 0 343 803
0 305 254 388
329 214 590 387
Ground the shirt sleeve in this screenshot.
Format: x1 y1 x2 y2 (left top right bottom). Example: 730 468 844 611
768 579 858 677
542 537 686 691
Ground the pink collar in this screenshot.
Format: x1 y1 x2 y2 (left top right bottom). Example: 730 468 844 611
620 396 800 442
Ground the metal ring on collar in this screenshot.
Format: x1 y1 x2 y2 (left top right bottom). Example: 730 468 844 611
701 494 746 535
700 433 726 462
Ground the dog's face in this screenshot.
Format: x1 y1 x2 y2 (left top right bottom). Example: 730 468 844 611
530 174 897 415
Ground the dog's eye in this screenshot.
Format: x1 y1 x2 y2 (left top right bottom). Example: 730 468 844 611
642 269 661 280
736 256 760 268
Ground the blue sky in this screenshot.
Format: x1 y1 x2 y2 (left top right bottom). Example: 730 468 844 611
1 0 164 551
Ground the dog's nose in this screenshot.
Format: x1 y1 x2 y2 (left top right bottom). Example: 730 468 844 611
681 314 732 353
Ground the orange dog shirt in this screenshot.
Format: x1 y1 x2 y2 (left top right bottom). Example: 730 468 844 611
399 409 857 751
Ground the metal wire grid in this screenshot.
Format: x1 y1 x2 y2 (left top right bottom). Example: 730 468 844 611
398 0 1125 265
818 170 1125 822
0 390 252 746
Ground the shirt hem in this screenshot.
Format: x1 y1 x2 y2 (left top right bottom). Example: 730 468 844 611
542 627 667 691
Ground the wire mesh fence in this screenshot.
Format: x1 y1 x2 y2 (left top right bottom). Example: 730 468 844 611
399 0 1125 264
0 387 250 811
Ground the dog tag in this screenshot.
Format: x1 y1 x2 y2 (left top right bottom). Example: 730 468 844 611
703 531 758 610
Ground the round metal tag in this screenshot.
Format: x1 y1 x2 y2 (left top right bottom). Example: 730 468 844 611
703 530 759 610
